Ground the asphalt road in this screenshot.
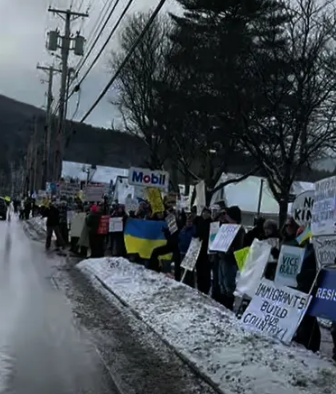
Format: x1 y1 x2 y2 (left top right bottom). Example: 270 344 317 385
0 218 118 394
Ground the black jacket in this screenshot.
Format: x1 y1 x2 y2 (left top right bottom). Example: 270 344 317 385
44 205 60 227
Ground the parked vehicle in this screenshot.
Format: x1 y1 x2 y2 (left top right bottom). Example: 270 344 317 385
0 197 7 220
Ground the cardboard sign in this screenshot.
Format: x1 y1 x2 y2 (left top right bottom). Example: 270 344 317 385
208 221 220 253
181 238 203 271
128 167 169 191
241 279 311 344
308 269 336 321
274 245 305 287
312 235 336 267
292 190 314 226
211 224 241 253
146 187 164 214
312 176 336 236
109 217 123 233
97 215 110 235
69 212 86 238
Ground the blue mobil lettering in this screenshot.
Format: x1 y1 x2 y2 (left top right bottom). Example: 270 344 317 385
132 171 166 186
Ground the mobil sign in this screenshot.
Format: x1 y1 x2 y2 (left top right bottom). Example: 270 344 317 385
128 167 169 190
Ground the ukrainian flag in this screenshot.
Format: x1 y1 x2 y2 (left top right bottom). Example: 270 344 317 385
124 218 171 260
296 227 312 245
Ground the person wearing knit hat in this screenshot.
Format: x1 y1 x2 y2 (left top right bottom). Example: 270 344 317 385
218 205 245 310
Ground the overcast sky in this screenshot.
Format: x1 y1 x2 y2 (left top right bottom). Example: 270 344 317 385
0 0 177 128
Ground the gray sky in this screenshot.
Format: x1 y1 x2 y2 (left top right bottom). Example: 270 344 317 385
0 0 177 128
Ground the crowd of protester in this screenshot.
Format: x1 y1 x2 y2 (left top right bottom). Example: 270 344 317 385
17 193 336 361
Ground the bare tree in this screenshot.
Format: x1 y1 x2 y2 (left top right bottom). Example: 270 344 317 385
110 12 174 170
237 0 336 225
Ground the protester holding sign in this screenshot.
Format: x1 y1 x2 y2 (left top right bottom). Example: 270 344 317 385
86 204 104 258
109 204 128 257
178 215 196 285
218 206 245 310
194 208 212 294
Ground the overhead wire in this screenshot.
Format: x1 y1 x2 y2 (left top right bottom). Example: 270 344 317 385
70 0 126 96
80 0 167 123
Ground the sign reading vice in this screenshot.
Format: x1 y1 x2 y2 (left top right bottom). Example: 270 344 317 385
128 167 169 190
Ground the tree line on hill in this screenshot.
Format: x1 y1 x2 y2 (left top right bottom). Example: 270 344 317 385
111 0 336 225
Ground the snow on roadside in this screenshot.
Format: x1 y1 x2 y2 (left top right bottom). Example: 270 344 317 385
78 257 336 394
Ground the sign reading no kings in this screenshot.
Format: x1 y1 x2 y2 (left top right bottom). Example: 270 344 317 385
292 190 314 226
128 167 169 191
241 279 311 344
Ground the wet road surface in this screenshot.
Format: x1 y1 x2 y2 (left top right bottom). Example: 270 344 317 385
0 219 118 394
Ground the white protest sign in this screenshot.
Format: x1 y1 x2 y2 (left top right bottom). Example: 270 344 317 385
235 239 271 298
70 212 86 238
84 184 106 202
59 182 80 198
208 221 220 254
241 279 311 344
195 180 206 216
181 238 203 271
292 190 314 227
125 197 139 213
312 235 336 267
312 176 336 236
166 214 178 234
211 224 241 253
109 217 123 233
274 245 305 287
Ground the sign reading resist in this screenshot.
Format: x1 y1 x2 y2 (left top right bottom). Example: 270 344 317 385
274 245 305 287
241 279 311 344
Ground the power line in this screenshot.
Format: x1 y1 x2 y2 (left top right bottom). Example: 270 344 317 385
74 0 121 81
80 0 167 123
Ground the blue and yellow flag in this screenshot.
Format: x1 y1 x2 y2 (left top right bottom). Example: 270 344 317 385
296 227 312 245
124 218 171 260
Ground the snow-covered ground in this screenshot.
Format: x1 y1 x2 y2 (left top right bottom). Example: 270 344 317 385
78 257 336 394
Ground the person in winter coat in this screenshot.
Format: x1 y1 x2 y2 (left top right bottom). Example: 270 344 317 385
281 217 299 246
294 228 321 353
43 202 65 251
263 219 281 280
194 208 212 294
86 204 104 258
218 206 245 310
178 215 196 285
110 204 128 257
244 217 265 247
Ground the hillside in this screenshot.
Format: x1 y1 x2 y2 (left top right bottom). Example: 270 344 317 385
0 94 333 188
0 94 148 172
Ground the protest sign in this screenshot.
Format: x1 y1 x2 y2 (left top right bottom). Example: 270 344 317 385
195 180 206 216
97 215 110 235
234 247 250 271
109 217 123 233
274 245 305 287
308 269 336 321
84 184 105 202
312 235 336 267
208 221 220 254
312 176 336 236
146 187 164 214
181 238 203 271
235 239 271 298
166 214 178 234
292 190 314 227
59 182 80 198
211 224 241 253
241 279 311 344
70 212 86 238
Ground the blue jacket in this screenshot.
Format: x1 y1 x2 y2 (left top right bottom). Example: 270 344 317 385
178 226 196 254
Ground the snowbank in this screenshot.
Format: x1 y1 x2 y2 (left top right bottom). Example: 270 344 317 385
78 257 336 394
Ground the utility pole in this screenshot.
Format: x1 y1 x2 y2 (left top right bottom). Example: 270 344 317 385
47 7 88 181
37 64 61 188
